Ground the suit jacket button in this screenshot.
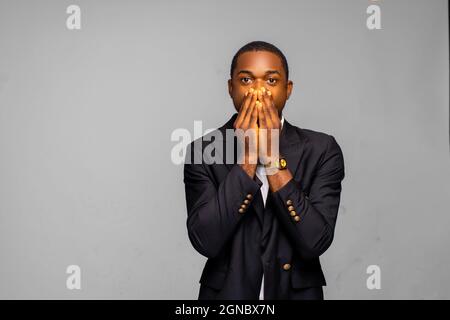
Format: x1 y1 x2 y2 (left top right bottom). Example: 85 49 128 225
282 263 291 271
238 208 245 214
290 211 297 217
286 199 293 206
246 194 253 200
288 205 295 211
294 215 301 222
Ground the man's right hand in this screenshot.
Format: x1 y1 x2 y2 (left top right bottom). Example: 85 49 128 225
233 88 259 178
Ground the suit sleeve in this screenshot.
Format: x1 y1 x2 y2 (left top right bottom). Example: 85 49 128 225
183 143 261 259
271 135 345 260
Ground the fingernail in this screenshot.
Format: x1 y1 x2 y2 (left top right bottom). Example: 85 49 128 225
267 90 272 96
249 88 254 93
261 87 266 93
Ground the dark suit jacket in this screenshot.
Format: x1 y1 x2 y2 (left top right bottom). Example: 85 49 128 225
183 113 345 300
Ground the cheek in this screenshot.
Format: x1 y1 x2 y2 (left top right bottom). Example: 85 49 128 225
272 96 286 111
273 96 282 107
232 93 244 110
238 94 246 105
276 91 287 100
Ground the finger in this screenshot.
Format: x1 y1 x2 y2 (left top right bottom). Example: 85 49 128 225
238 88 253 120
243 87 255 110
244 103 255 130
261 87 269 128
262 98 273 129
250 100 259 127
257 89 264 107
259 87 267 102
258 89 271 126
264 89 280 126
258 100 266 129
242 90 258 127
261 88 272 112
235 88 254 128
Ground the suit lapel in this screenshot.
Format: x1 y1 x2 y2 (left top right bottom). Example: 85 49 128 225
278 118 307 179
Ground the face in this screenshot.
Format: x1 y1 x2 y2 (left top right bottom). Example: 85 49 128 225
228 50 293 117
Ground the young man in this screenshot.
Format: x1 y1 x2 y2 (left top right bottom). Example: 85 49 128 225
183 41 345 300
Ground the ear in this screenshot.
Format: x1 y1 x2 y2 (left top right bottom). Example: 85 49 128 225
227 79 233 98
286 80 293 100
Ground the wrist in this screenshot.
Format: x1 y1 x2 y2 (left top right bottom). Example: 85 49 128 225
239 163 257 178
262 156 287 169
262 156 287 176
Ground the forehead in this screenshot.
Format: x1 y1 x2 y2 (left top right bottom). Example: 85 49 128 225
234 51 285 77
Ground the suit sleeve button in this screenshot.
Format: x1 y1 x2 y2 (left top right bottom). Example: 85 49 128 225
246 194 253 200
244 199 250 205
240 204 247 209
294 215 301 222
238 208 245 214
286 199 293 206
288 205 295 211
289 210 297 217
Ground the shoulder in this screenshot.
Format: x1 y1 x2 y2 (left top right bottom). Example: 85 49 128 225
287 123 344 167
306 129 342 153
290 123 342 154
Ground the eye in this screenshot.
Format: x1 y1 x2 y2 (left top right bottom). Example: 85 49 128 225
267 78 277 85
240 77 252 84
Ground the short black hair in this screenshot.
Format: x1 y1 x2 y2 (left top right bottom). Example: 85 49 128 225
230 41 289 80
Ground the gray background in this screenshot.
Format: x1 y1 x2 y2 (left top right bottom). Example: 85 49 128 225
0 0 448 299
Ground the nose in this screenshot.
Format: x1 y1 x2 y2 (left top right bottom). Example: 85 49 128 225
252 85 266 93
252 79 266 91
253 86 267 93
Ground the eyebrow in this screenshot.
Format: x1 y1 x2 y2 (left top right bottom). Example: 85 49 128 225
237 70 281 76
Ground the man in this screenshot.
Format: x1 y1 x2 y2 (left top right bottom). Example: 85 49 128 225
183 41 345 300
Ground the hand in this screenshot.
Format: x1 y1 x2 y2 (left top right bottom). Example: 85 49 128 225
233 88 259 166
257 87 281 166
